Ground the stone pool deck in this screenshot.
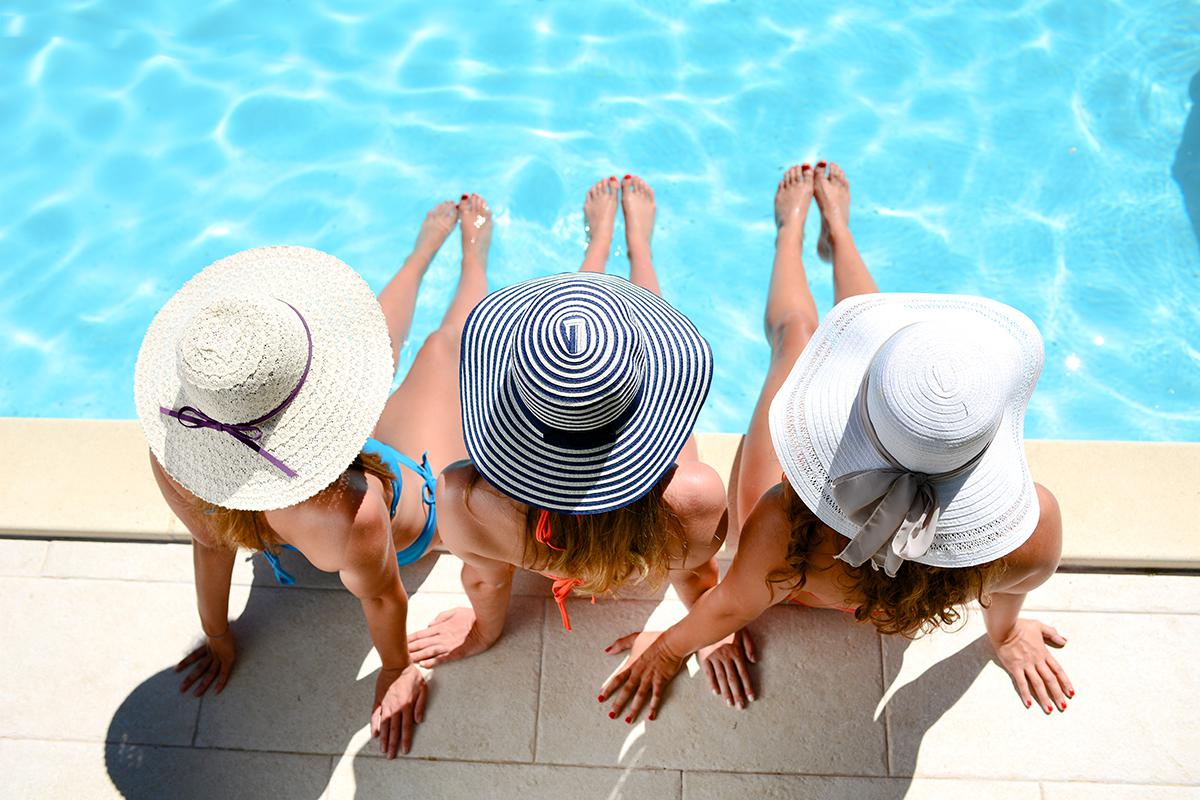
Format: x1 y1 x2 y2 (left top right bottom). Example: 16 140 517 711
0 419 1197 799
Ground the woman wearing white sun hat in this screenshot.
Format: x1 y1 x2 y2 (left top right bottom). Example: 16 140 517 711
602 163 1071 723
137 194 494 758
407 177 753 715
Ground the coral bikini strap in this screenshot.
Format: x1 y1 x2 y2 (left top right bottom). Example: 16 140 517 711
537 510 594 630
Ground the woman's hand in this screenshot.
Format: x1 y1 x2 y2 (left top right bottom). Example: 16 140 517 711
598 630 687 724
991 618 1073 713
175 629 236 697
698 628 757 709
372 664 427 758
406 607 495 667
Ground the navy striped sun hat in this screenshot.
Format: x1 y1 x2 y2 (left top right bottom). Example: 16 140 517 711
460 272 713 514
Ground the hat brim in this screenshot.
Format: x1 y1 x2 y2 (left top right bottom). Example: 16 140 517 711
461 273 713 514
134 246 394 511
769 293 1044 568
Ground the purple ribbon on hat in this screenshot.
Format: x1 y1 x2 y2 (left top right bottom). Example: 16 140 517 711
159 300 313 479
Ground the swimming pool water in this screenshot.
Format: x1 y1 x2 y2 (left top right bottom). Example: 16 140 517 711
1 1 1197 441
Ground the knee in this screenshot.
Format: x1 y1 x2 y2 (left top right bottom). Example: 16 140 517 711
766 313 817 358
420 327 461 362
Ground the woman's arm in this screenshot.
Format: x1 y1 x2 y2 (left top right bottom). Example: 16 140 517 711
983 484 1074 714
601 489 794 722
407 463 517 665
148 452 239 695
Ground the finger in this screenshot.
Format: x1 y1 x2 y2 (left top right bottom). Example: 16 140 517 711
604 633 638 655
1042 624 1068 648
382 710 395 759
407 641 443 662
703 660 719 695
1046 654 1075 699
193 659 219 697
1036 662 1068 712
415 683 428 724
180 657 210 693
598 668 630 703
417 657 441 669
723 660 747 708
713 661 733 707
733 653 756 702
1011 667 1034 710
400 707 413 756
175 645 206 672
1026 666 1053 715
608 678 639 718
647 681 664 722
215 659 233 695
371 704 382 738
624 681 652 724
742 631 758 664
406 629 437 646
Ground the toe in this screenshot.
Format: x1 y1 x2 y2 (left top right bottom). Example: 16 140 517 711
831 162 846 183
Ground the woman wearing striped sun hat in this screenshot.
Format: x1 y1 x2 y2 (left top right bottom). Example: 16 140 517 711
599 163 1072 724
408 176 755 712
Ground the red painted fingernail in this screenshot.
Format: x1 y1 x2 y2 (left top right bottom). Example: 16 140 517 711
1060 703 1067 710
608 711 616 719
1025 700 1032 708
648 713 656 721
624 716 632 724
604 646 611 652
1045 705 1052 713
597 695 604 702
1068 690 1075 698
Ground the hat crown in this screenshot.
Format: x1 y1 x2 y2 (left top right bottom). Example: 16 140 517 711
866 320 1011 474
175 294 309 424
511 281 647 432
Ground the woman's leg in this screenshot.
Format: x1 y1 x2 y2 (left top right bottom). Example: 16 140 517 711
373 194 491 477
728 165 820 536
619 173 699 462
814 162 878 303
580 177 620 273
376 201 460 371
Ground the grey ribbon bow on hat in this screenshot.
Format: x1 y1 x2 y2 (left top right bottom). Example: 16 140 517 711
830 381 988 577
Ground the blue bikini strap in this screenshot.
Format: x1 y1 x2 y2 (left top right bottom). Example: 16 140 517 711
394 450 437 507
259 546 297 586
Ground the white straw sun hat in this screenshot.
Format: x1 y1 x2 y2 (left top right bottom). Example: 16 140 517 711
769 293 1044 576
134 246 394 511
460 272 712 514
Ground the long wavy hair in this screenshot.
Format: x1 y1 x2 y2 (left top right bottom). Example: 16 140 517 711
189 451 395 552
769 478 1005 636
466 469 687 596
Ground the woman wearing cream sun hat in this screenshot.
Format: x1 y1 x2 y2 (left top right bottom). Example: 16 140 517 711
604 162 1073 724
137 193 494 758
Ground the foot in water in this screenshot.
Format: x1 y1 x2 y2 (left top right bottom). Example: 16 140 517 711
621 174 655 261
814 162 851 263
775 164 814 248
414 200 459 259
459 193 493 265
582 177 620 271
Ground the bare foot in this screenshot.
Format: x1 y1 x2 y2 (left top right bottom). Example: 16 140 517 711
814 162 850 263
775 164 814 248
581 177 620 272
413 200 459 259
621 174 655 261
459 193 492 265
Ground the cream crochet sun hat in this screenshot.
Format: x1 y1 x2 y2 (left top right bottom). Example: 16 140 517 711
769 293 1044 575
134 246 394 511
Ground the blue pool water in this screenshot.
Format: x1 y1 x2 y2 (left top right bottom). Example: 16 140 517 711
1 2 1197 440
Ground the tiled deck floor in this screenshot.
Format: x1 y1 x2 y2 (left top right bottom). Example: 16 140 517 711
1 538 1197 799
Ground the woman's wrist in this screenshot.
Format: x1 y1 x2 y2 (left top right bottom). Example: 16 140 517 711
203 622 231 639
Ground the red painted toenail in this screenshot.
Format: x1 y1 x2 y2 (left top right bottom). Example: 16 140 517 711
817 161 826 167
624 174 631 179
801 164 810 170
461 194 468 199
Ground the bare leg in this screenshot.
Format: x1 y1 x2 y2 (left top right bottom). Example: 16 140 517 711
580 177 620 273
728 165 819 537
376 200 459 371
374 194 492 481
619 172 697 462
815 162 878 303
621 174 663 297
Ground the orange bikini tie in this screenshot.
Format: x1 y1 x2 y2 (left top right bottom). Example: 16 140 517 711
536 510 593 631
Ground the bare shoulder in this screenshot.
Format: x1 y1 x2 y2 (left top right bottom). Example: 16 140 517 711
993 483 1062 594
663 461 727 520
736 483 794 565
265 470 384 571
437 459 524 563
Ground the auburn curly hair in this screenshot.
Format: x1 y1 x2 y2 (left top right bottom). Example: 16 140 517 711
769 478 1005 636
